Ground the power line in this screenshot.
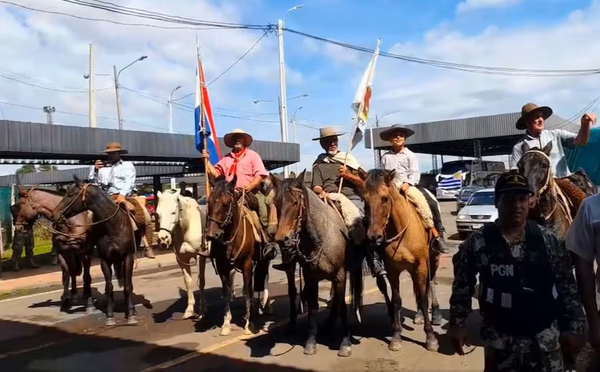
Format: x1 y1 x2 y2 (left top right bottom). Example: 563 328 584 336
0 72 110 93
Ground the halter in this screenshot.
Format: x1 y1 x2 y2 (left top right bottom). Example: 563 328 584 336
285 188 321 263
206 189 248 266
55 183 120 227
158 195 183 237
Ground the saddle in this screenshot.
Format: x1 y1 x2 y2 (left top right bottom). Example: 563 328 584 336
553 178 586 222
110 195 148 231
324 193 364 245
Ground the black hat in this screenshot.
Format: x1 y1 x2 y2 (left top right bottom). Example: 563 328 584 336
495 171 534 195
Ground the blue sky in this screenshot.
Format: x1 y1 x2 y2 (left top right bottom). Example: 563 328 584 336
1 0 599 176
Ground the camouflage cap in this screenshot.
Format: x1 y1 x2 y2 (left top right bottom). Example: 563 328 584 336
495 171 534 195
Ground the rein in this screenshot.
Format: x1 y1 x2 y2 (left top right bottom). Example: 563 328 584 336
287 188 324 264
55 184 121 228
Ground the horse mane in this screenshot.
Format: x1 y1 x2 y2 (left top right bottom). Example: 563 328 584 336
34 188 66 197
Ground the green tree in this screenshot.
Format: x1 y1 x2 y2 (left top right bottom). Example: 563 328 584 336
38 164 58 172
16 164 37 174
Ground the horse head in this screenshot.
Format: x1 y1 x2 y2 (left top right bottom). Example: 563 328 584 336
518 141 553 197
156 189 182 248
53 175 92 222
273 170 306 247
567 168 597 196
358 168 396 246
205 175 237 242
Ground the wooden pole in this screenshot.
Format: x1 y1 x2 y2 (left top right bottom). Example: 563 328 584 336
200 80 211 199
337 100 366 194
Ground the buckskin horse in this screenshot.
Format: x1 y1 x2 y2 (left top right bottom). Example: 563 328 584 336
53 176 141 326
204 175 271 336
270 171 363 357
14 186 95 313
357 169 440 352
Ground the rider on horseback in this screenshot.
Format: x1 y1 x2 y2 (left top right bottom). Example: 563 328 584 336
272 126 387 278
201 129 279 259
510 103 595 178
89 142 155 259
379 125 450 254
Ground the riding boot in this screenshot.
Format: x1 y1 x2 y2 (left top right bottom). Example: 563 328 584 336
365 247 387 277
431 227 450 254
144 243 156 259
28 257 40 269
13 261 20 272
272 246 298 272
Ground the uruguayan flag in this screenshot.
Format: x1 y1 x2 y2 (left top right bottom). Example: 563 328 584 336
438 171 463 190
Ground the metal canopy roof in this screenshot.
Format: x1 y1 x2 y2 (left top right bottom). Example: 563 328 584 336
0 120 299 167
365 112 575 157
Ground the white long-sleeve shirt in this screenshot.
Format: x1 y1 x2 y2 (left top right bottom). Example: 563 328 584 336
88 160 136 196
381 147 421 187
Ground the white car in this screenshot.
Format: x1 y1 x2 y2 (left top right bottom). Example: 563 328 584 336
455 188 497 240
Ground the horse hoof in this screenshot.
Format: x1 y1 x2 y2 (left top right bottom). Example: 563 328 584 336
243 327 253 335
261 304 273 316
304 343 317 355
432 314 443 326
127 316 138 325
60 305 70 313
86 306 95 316
105 318 116 326
220 327 232 336
182 310 195 320
389 340 403 352
337 346 352 358
413 315 424 325
426 339 439 352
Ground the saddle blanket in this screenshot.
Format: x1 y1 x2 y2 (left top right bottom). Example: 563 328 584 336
325 193 365 245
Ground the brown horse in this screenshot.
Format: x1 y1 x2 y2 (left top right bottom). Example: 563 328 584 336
14 187 95 313
205 175 271 336
357 169 439 352
270 171 363 357
517 142 585 239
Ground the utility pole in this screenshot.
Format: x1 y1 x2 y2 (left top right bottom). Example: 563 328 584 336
113 65 123 130
168 85 181 134
291 106 303 174
88 44 96 128
43 106 55 124
374 115 382 168
276 18 290 178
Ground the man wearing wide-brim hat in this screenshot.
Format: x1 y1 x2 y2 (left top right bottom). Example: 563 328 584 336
379 124 450 254
201 129 278 260
510 103 595 178
90 142 155 259
270 126 387 277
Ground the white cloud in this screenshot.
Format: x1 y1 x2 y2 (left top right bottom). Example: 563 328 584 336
456 0 522 13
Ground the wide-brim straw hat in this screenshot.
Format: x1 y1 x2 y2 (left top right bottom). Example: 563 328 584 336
379 124 415 142
101 142 128 154
312 126 346 141
515 103 553 130
223 129 253 148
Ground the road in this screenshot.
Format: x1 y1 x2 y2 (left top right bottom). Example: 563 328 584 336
0 202 488 371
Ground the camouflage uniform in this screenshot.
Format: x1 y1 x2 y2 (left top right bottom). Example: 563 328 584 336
449 223 585 371
11 228 38 270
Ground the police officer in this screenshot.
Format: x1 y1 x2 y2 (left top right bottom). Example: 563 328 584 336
10 204 39 271
449 171 585 371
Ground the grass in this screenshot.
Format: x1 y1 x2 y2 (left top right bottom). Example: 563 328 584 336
1 239 52 262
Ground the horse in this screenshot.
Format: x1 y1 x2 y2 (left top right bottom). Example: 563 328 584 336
13 186 95 313
204 175 271 336
270 170 363 358
52 176 140 326
517 142 585 239
562 169 596 197
155 190 208 320
357 169 439 352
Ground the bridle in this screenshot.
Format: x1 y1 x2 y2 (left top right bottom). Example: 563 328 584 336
370 187 410 245
158 196 183 237
55 183 120 226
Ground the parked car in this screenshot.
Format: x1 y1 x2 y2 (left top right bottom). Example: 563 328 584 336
455 188 496 240
456 185 484 212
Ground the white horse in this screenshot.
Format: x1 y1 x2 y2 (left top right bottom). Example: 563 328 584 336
156 190 208 320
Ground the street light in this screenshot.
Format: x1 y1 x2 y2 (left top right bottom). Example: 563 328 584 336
168 85 182 134
113 55 148 130
290 106 303 173
253 93 308 104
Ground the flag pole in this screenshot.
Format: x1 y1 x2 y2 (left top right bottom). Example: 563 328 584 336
337 102 365 193
197 36 211 199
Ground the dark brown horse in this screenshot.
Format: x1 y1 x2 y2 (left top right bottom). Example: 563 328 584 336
357 169 439 352
517 142 581 239
53 176 140 326
13 187 95 313
270 171 363 357
205 175 271 336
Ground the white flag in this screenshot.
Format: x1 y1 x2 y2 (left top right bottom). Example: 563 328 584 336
350 38 381 150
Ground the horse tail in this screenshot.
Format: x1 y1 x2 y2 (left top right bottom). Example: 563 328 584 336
113 261 124 288
350 262 364 324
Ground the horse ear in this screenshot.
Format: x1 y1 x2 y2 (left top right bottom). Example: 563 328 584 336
358 168 368 181
269 173 280 189
384 169 396 184
521 141 531 153
542 141 553 156
295 169 306 185
73 174 84 187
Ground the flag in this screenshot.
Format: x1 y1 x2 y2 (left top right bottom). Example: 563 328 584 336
349 38 381 150
437 171 463 190
194 43 221 165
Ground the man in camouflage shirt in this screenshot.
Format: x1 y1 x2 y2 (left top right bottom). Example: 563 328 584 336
449 171 585 371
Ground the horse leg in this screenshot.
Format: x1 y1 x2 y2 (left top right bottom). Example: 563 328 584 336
430 255 442 326
413 277 425 325
58 253 71 312
388 272 403 352
376 276 393 323
178 252 196 320
219 267 234 336
197 255 207 320
412 261 438 352
303 278 319 356
260 265 271 315
242 258 254 335
82 254 94 314
336 273 352 358
124 253 137 325
285 262 298 333
100 259 115 326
